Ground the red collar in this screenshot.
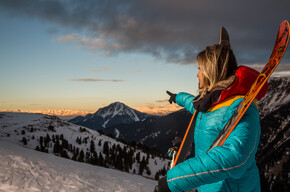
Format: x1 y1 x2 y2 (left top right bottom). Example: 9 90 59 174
210 66 268 107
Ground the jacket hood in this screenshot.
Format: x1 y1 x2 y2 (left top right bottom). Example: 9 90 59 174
211 66 268 107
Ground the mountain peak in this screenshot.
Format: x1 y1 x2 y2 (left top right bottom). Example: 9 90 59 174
96 102 133 119
69 102 155 130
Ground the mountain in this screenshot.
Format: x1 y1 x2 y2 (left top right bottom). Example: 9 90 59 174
256 77 290 191
0 140 157 192
104 109 192 153
69 102 158 130
0 112 169 181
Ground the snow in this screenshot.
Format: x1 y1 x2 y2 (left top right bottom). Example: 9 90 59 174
258 77 290 116
115 128 120 138
0 112 170 181
95 102 142 122
0 139 157 192
127 108 140 122
102 119 110 128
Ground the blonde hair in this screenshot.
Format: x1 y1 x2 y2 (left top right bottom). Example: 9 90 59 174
196 44 238 100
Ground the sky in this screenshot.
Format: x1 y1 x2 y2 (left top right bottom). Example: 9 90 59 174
0 0 290 118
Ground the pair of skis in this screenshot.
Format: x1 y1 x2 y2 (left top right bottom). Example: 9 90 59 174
170 20 290 169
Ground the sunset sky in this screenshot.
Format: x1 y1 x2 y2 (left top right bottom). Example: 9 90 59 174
1 0 289 118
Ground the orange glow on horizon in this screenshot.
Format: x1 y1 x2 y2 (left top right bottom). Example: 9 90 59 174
0 104 182 119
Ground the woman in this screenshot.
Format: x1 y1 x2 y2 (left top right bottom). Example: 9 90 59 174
154 42 268 192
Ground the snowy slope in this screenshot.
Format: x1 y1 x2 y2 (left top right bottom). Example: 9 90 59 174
0 139 157 192
0 112 169 181
258 77 290 118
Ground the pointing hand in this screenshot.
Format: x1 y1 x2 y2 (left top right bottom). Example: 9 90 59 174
166 91 177 104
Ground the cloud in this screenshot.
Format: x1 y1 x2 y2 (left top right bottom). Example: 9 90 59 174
70 78 124 82
57 34 125 54
135 102 182 116
1 0 289 65
155 99 169 103
129 68 147 73
246 63 290 77
272 71 290 77
58 34 78 42
91 67 111 72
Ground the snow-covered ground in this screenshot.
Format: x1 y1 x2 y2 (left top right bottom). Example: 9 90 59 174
0 112 170 180
0 139 157 192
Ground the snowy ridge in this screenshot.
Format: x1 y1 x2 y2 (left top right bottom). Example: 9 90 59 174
258 77 290 118
0 112 169 183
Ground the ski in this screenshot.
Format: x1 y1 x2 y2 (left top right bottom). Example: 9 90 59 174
207 20 290 152
170 111 198 168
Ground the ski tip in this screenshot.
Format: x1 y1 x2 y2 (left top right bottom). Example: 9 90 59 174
219 26 230 45
280 20 290 31
282 20 289 25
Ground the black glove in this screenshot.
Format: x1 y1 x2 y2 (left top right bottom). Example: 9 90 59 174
154 177 170 192
166 91 177 104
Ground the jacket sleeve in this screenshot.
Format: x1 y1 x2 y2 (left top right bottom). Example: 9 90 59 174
175 92 196 114
166 103 261 192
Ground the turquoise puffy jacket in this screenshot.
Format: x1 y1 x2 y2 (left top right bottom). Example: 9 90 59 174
167 66 268 192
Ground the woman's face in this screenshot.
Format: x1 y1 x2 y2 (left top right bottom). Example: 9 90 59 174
197 66 204 88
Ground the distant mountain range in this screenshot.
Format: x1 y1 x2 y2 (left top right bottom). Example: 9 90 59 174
68 76 290 191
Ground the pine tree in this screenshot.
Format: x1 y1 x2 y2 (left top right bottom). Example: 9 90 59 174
72 147 79 161
155 171 160 180
48 124 55 131
62 139 69 150
91 152 98 165
146 167 151 176
116 153 124 171
90 140 95 153
61 149 70 159
22 137 27 145
45 134 51 148
103 141 109 155
98 152 104 166
39 136 43 148
136 152 140 163
78 150 85 162
53 138 60 154
85 151 90 163
139 157 146 175
76 137 82 145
